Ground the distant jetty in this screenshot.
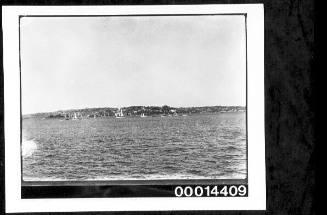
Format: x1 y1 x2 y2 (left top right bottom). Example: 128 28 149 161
23 105 246 120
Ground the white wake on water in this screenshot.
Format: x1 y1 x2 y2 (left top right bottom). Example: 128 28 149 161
22 139 37 157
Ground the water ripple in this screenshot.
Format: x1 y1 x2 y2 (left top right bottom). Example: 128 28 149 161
22 112 246 180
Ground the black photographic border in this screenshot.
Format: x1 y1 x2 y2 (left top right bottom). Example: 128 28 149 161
19 13 248 198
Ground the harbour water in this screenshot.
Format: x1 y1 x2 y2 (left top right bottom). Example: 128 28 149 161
22 112 246 181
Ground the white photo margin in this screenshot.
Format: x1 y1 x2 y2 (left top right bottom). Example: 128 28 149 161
3 4 265 212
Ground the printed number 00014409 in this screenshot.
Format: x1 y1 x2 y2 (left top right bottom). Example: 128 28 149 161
174 185 247 197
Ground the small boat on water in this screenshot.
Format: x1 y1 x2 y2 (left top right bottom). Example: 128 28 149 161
115 108 125 118
140 113 147 118
72 112 78 120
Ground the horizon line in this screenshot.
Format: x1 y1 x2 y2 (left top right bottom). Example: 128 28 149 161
23 104 246 115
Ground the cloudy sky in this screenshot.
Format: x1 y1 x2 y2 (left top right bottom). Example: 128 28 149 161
21 15 246 114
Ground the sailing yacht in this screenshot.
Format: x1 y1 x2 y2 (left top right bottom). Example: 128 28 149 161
140 113 147 118
72 112 78 120
115 108 125 118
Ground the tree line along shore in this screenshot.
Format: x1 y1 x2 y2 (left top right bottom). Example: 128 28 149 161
23 105 246 119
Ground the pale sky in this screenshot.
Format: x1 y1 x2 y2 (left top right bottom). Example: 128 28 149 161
21 15 246 114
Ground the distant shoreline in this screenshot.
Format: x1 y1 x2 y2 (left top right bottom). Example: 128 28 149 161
23 105 246 119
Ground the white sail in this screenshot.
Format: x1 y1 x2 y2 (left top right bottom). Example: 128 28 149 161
115 108 125 118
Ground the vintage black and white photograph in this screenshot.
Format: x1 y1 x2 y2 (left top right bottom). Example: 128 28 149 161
3 5 265 212
21 15 247 182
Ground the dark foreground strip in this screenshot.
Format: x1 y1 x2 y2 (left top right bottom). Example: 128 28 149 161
22 183 248 198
